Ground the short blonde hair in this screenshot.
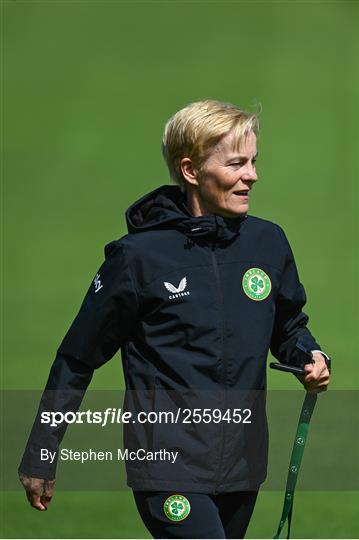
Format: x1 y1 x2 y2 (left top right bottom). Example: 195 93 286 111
162 99 260 190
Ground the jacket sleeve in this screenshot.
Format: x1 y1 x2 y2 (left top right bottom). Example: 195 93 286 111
18 240 139 479
270 226 321 365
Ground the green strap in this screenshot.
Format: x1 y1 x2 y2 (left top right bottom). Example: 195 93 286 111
273 392 317 539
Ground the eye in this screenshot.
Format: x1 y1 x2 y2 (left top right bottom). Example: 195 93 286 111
252 159 257 165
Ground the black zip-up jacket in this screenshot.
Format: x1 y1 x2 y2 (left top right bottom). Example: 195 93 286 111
19 184 322 493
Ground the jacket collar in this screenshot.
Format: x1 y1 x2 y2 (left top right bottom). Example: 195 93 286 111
126 184 246 244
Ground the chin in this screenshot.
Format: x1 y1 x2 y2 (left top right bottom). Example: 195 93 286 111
223 204 249 218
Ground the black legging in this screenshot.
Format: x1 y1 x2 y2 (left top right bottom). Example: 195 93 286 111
133 490 258 539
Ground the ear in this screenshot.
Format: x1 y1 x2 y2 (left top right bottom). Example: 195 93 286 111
180 157 199 187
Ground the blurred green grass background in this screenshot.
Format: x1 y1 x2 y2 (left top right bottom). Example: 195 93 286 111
2 0 358 538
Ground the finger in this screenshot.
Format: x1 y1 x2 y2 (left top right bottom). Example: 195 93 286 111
303 372 316 383
313 374 330 386
305 379 329 393
28 488 47 511
316 365 328 378
304 377 322 390
306 382 328 394
40 494 52 509
304 364 314 374
19 476 50 511
304 366 329 383
41 480 55 508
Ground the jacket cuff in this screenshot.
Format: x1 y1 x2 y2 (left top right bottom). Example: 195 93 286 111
18 443 58 480
311 349 330 361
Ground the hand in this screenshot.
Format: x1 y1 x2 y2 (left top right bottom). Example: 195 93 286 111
298 352 330 394
19 473 56 511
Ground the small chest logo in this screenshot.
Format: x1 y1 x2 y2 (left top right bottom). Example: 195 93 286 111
163 494 191 521
242 268 271 301
164 277 190 300
93 273 103 293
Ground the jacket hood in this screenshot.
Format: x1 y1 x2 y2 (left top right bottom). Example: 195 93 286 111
125 184 246 243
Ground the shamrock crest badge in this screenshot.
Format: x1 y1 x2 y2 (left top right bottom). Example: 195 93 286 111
242 268 271 301
163 494 191 521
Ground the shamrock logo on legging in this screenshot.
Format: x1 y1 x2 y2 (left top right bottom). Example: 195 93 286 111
164 494 191 521
171 502 184 515
250 276 264 292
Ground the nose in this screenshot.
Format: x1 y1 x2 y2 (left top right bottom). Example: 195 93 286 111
241 162 258 183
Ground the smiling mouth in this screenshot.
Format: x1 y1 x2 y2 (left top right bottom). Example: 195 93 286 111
233 190 249 196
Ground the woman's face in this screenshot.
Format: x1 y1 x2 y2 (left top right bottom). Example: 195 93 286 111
184 129 258 218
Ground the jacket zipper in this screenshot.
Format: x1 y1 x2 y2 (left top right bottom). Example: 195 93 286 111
210 232 227 494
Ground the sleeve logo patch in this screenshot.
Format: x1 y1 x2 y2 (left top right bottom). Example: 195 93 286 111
242 268 271 301
93 273 103 293
163 494 191 521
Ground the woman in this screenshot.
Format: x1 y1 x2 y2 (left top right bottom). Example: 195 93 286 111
19 100 330 538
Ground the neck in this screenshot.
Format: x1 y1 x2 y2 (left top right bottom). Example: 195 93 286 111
185 190 213 218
